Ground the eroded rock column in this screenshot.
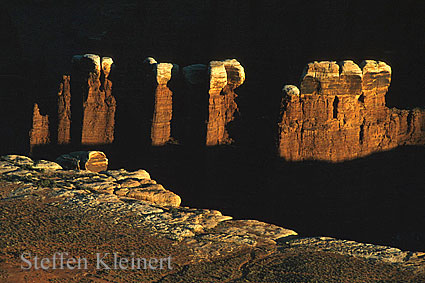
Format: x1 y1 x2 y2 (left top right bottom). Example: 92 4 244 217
278 60 425 162
57 75 71 144
144 57 179 146
29 103 50 148
206 59 245 146
72 54 116 145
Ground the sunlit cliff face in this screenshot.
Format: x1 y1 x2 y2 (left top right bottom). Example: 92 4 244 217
278 60 425 162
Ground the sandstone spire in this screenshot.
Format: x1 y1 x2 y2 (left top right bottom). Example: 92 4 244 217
206 59 245 145
72 54 116 145
144 58 179 146
29 103 50 148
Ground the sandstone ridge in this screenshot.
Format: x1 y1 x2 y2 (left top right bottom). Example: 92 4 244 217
278 60 425 162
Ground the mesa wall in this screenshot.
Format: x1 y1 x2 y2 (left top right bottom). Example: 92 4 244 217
278 60 425 162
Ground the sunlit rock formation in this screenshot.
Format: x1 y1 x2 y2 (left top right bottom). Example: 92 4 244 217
72 54 116 145
145 58 179 146
278 60 425 162
206 59 245 145
29 103 50 148
55 151 108 173
57 75 71 144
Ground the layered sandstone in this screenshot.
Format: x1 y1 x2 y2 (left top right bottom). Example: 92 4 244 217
145 58 179 146
57 75 71 144
206 59 245 145
278 60 425 162
30 54 116 150
29 103 50 148
72 54 116 145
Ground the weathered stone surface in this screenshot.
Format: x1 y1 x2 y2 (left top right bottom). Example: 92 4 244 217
105 169 151 181
125 184 182 207
147 58 179 146
206 59 245 145
72 53 116 145
57 75 71 144
223 59 245 88
55 151 108 172
30 54 115 149
101 57 113 78
287 237 425 270
278 60 425 162
1 154 424 278
154 62 176 85
32 160 63 170
29 103 50 148
216 220 297 241
1 155 34 166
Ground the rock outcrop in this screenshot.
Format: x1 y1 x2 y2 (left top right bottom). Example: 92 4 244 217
2 154 424 281
30 54 116 151
72 54 116 145
206 59 245 145
55 151 108 172
145 58 179 146
278 60 425 162
29 103 50 148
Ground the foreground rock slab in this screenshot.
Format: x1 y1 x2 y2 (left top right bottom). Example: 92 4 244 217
0 155 424 282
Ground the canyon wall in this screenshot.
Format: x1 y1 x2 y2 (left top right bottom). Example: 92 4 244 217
278 60 425 162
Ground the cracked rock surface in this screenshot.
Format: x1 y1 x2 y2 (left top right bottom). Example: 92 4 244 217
0 155 424 282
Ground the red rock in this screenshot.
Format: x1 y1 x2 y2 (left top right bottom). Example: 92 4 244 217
72 55 116 145
278 60 425 162
57 75 71 144
206 59 245 146
145 59 179 146
29 103 50 148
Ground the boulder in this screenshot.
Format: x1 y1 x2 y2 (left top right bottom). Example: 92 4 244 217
55 151 108 172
